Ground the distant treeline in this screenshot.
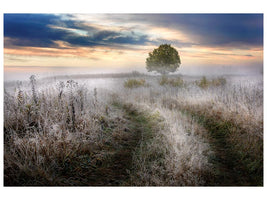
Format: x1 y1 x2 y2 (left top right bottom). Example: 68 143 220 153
42 72 199 81
42 71 150 80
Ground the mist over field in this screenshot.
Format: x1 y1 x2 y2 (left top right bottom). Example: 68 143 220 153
4 63 263 82
3 13 263 186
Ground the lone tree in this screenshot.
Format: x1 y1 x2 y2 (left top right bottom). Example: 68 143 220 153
146 44 181 75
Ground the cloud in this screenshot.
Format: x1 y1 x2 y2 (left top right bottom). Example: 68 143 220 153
106 14 263 48
5 14 263 51
150 38 196 48
4 14 151 49
4 14 71 47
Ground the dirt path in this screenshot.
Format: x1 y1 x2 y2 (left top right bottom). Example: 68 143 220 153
185 111 263 186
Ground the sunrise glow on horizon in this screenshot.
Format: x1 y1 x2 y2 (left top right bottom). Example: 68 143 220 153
4 14 263 80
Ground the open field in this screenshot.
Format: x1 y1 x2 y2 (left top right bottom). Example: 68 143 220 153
4 73 263 186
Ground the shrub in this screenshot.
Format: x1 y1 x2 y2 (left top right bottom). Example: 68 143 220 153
196 76 226 88
124 79 147 88
196 76 209 88
159 76 184 87
159 76 168 85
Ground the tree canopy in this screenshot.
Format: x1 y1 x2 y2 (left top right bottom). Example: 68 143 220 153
146 44 181 75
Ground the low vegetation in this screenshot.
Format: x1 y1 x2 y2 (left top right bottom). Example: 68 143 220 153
4 80 109 185
182 106 263 185
124 79 148 88
159 76 184 87
196 76 226 88
4 74 263 186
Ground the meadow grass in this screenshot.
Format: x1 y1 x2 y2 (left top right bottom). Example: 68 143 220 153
4 74 263 186
116 74 263 185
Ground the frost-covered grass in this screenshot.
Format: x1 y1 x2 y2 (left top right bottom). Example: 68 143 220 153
115 74 263 185
4 79 127 185
4 74 263 186
115 74 262 185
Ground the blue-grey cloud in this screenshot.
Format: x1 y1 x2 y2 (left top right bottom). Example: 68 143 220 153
108 14 263 48
4 14 66 47
4 14 151 49
4 14 263 50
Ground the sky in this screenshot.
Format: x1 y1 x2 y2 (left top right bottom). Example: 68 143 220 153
4 13 263 80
